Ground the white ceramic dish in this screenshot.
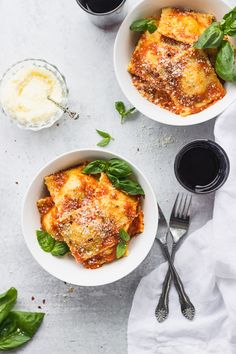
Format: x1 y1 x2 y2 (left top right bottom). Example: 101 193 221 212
114 0 236 126
22 149 158 286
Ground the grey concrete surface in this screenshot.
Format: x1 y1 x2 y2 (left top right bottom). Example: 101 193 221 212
0 0 215 353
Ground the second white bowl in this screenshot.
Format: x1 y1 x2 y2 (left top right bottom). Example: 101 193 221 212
114 0 236 126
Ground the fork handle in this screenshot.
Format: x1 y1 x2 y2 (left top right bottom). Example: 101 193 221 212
155 244 176 322
160 243 195 320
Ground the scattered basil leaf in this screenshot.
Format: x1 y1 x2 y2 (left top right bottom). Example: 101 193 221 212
215 40 236 82
0 288 17 325
116 241 127 259
115 101 126 116
107 159 132 178
126 107 136 115
97 137 110 147
51 241 70 257
96 129 110 138
130 18 157 34
36 230 55 252
113 178 145 196
83 160 107 174
115 101 136 124
96 129 114 147
0 311 44 351
119 229 130 242
194 22 224 49
221 7 236 36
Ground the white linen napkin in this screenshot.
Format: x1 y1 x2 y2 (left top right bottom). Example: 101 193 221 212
127 102 236 353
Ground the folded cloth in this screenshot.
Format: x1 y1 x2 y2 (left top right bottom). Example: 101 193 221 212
127 95 236 353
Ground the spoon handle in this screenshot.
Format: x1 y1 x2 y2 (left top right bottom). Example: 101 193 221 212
155 243 176 322
160 243 195 320
47 96 79 120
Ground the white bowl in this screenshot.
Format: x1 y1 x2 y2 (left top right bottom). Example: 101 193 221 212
114 0 236 126
22 149 158 286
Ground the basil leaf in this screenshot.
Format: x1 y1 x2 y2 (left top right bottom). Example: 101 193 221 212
51 241 70 256
96 130 114 147
121 107 136 124
115 101 126 116
107 173 120 186
215 40 236 82
107 174 144 196
116 241 127 259
0 311 44 351
107 159 132 178
130 18 157 34
115 178 145 196
97 137 110 147
119 229 130 242
126 107 136 115
221 7 236 36
0 288 17 325
194 22 223 49
115 101 136 124
36 230 55 252
147 22 158 34
83 160 107 174
96 129 110 139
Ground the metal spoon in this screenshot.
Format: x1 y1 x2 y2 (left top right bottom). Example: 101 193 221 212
47 96 79 120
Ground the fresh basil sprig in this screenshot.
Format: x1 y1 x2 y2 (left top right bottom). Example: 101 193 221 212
215 40 236 82
194 22 224 49
83 158 145 196
193 7 236 82
115 101 136 124
0 288 17 325
130 18 157 34
221 7 236 36
0 311 44 351
0 288 44 351
194 7 236 49
96 129 114 147
116 229 130 259
36 230 69 257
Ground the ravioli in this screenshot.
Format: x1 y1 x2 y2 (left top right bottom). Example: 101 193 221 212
59 173 143 264
37 166 144 269
128 9 225 116
158 7 214 44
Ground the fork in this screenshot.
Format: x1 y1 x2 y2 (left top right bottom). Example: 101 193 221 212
155 194 192 322
155 199 195 321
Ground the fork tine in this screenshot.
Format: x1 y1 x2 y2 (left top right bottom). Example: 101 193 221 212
172 193 192 220
184 195 192 219
171 193 180 218
180 194 188 218
177 193 184 218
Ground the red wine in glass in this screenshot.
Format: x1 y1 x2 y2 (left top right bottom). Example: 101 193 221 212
83 0 123 13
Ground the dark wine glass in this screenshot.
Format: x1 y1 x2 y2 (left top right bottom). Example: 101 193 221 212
75 0 127 28
174 139 230 194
